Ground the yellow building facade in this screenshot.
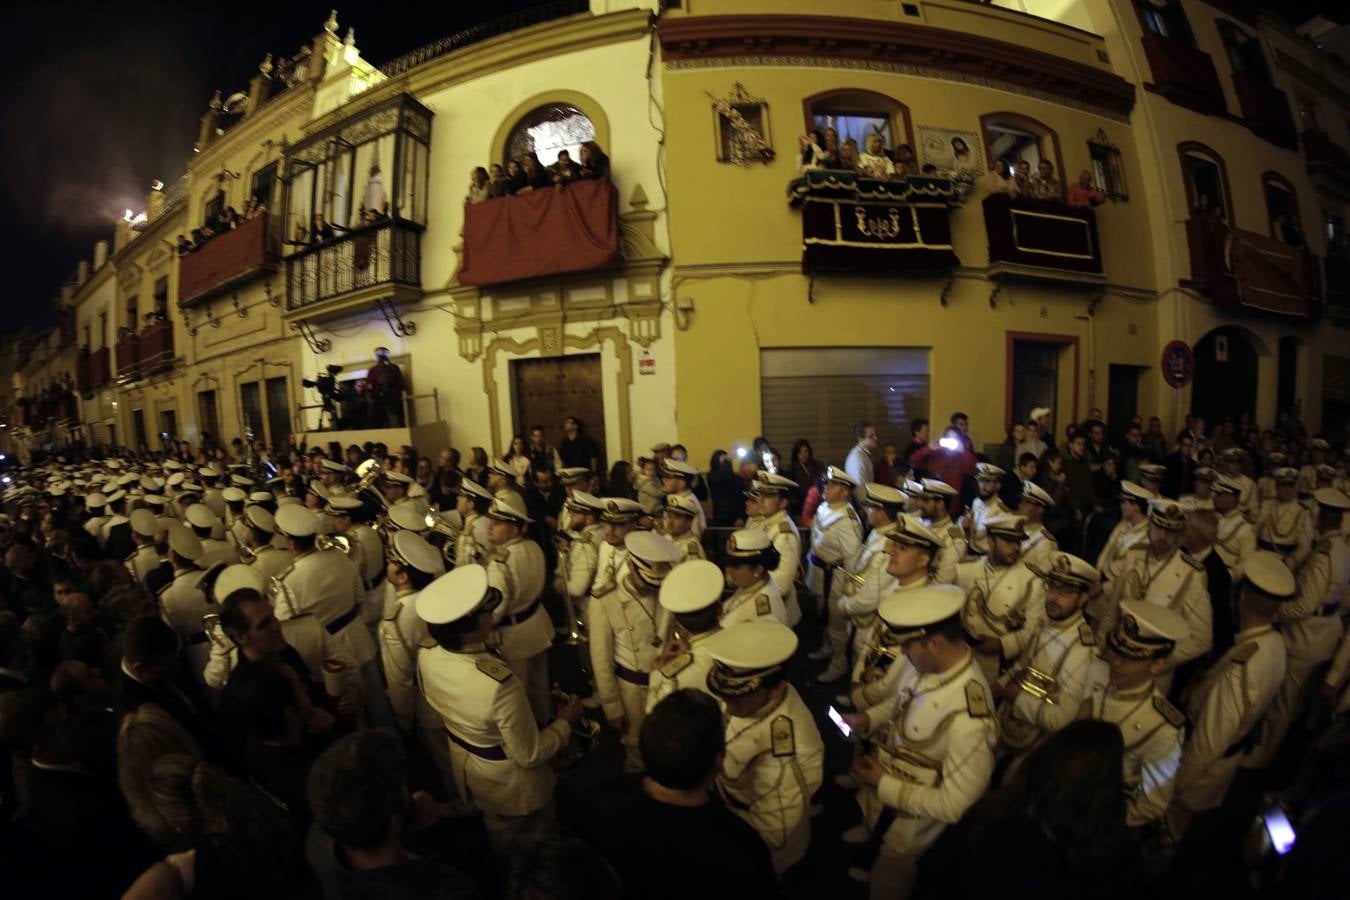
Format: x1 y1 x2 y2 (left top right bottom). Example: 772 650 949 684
19 0 1346 467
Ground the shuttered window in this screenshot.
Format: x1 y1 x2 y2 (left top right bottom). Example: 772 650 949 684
760 348 930 466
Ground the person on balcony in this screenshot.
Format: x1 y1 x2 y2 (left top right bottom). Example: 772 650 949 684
466 167 490 204
360 162 387 217
798 130 828 173
1029 160 1061 201
837 138 860 173
550 150 581 186
578 141 610 180
980 158 1020 198
517 153 552 193
820 128 842 169
856 132 895 180
1067 170 1106 208
309 213 335 245
505 159 526 195
487 163 510 198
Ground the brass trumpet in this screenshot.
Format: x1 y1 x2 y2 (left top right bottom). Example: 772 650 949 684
1008 663 1059 703
237 543 257 564
354 459 389 510
838 567 868 596
317 533 352 555
425 506 460 567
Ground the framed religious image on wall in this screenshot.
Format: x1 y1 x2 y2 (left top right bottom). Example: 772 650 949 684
917 126 984 181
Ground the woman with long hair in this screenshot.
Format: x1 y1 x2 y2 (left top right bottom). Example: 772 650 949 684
914 720 1136 899
465 446 489 486
602 460 637 500
787 438 824 520
504 434 532 486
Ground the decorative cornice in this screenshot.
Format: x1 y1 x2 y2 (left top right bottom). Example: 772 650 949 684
189 84 317 175
658 15 1135 120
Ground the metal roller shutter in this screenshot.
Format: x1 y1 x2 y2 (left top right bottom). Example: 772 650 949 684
760 348 930 466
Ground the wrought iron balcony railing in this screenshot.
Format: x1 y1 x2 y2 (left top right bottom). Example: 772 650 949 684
285 217 422 312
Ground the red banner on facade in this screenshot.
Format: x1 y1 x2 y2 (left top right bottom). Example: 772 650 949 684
458 178 620 287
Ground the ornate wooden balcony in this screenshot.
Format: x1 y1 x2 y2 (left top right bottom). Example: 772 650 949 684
1185 216 1320 319
285 217 423 320
983 193 1103 282
1140 32 1227 117
115 331 139 381
1302 130 1350 193
1231 72 1297 149
787 170 960 275
77 347 111 394
178 213 279 306
138 320 175 373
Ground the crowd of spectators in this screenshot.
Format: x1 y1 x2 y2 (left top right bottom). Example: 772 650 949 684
465 141 611 205
176 200 270 256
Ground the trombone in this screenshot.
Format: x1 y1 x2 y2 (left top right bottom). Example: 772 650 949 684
837 567 868 597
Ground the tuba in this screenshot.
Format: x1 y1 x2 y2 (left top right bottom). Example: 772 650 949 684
354 458 388 509
424 506 460 567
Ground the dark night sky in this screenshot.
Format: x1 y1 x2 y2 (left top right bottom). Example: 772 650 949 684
1 1 1341 332
0 0 541 331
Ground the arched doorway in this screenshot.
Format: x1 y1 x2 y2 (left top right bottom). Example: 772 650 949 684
1192 327 1258 426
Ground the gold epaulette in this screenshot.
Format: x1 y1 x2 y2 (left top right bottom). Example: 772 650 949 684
1153 694 1186 729
382 601 401 622
770 715 796 757
965 681 992 717
1181 551 1204 571
491 547 511 564
659 652 694 679
948 526 963 541
476 656 512 683
418 636 437 649
1231 642 1258 664
755 594 771 616
1078 622 1097 647
778 520 794 537
1316 536 1332 555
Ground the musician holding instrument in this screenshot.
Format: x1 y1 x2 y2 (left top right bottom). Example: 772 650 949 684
911 478 965 585
455 478 494 568
965 463 1010 558
588 531 682 772
839 584 996 896
158 524 213 684
957 514 1043 683
807 467 864 664
416 564 584 859
662 492 706 563
327 495 386 630
126 508 163 589
553 490 604 644
647 559 725 711
831 484 907 676
707 621 824 876
1097 500 1212 694
992 551 1100 758
482 496 553 725
751 472 803 630
241 505 290 581
720 528 790 628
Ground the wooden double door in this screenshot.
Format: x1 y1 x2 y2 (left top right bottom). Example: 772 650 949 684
511 353 606 465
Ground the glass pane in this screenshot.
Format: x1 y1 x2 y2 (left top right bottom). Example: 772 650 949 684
356 134 395 221
288 166 314 248
240 381 264 442
506 104 595 167
330 150 353 231
265 376 291 450
197 390 220 446
985 124 1042 170
813 112 891 156
1185 156 1225 218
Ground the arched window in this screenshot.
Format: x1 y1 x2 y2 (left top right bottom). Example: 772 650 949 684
1262 172 1304 246
504 104 596 169
802 89 914 170
1136 0 1195 45
980 112 1065 198
1216 20 1270 81
1178 142 1232 221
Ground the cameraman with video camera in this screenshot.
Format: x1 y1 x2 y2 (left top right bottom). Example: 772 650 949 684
367 347 405 428
303 364 345 430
